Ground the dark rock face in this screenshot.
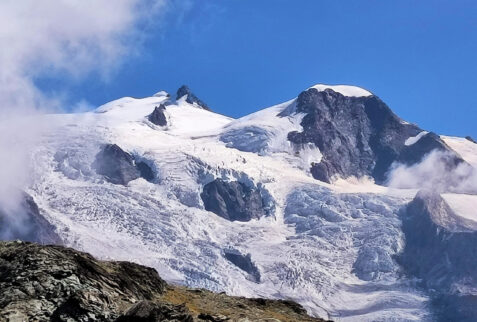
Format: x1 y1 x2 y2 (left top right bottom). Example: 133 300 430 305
136 161 155 182
0 193 61 244
223 249 261 283
176 85 211 111
93 144 140 185
286 88 463 183
0 242 325 322
93 144 155 185
398 190 477 321
201 179 267 222
147 105 168 126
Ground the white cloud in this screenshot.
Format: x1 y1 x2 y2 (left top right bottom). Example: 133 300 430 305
0 0 169 112
386 150 477 194
0 0 168 239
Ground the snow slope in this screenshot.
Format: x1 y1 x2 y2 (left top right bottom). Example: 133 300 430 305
23 86 477 321
309 84 372 97
442 136 477 168
442 193 477 223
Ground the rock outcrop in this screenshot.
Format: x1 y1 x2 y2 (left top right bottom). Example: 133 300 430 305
176 85 211 111
286 88 464 183
148 104 168 126
200 179 267 222
93 144 154 185
223 248 261 283
398 190 477 321
0 241 326 322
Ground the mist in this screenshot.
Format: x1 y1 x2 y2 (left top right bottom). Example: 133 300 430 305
0 0 168 240
386 150 477 194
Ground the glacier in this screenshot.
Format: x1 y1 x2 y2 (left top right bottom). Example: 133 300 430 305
12 84 477 321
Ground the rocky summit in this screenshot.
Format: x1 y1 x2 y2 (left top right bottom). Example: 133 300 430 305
176 85 211 111
0 241 327 322
285 87 464 183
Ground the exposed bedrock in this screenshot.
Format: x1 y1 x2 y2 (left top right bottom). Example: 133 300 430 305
0 241 325 322
176 85 211 111
286 88 464 183
93 144 155 185
0 193 61 244
223 248 261 283
398 190 477 321
147 104 168 126
200 179 270 222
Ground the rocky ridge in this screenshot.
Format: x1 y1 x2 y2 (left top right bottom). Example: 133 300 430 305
0 241 327 322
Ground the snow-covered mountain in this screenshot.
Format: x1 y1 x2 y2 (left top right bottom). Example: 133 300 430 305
7 84 477 320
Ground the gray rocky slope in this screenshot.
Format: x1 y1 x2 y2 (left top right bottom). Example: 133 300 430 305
0 241 326 322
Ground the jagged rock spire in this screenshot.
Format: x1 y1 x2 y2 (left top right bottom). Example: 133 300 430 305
148 104 167 126
176 85 211 111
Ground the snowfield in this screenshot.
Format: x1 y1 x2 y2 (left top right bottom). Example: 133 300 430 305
25 86 476 321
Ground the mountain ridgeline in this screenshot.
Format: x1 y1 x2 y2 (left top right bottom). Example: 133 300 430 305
1 83 476 321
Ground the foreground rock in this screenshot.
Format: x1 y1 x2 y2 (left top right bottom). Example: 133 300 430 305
0 241 327 322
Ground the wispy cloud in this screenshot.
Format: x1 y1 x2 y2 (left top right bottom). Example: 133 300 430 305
386 150 477 194
0 0 170 112
0 0 169 240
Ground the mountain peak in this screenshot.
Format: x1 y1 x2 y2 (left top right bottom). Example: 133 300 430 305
176 85 211 111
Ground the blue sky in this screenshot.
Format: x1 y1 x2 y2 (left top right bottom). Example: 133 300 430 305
37 0 476 138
